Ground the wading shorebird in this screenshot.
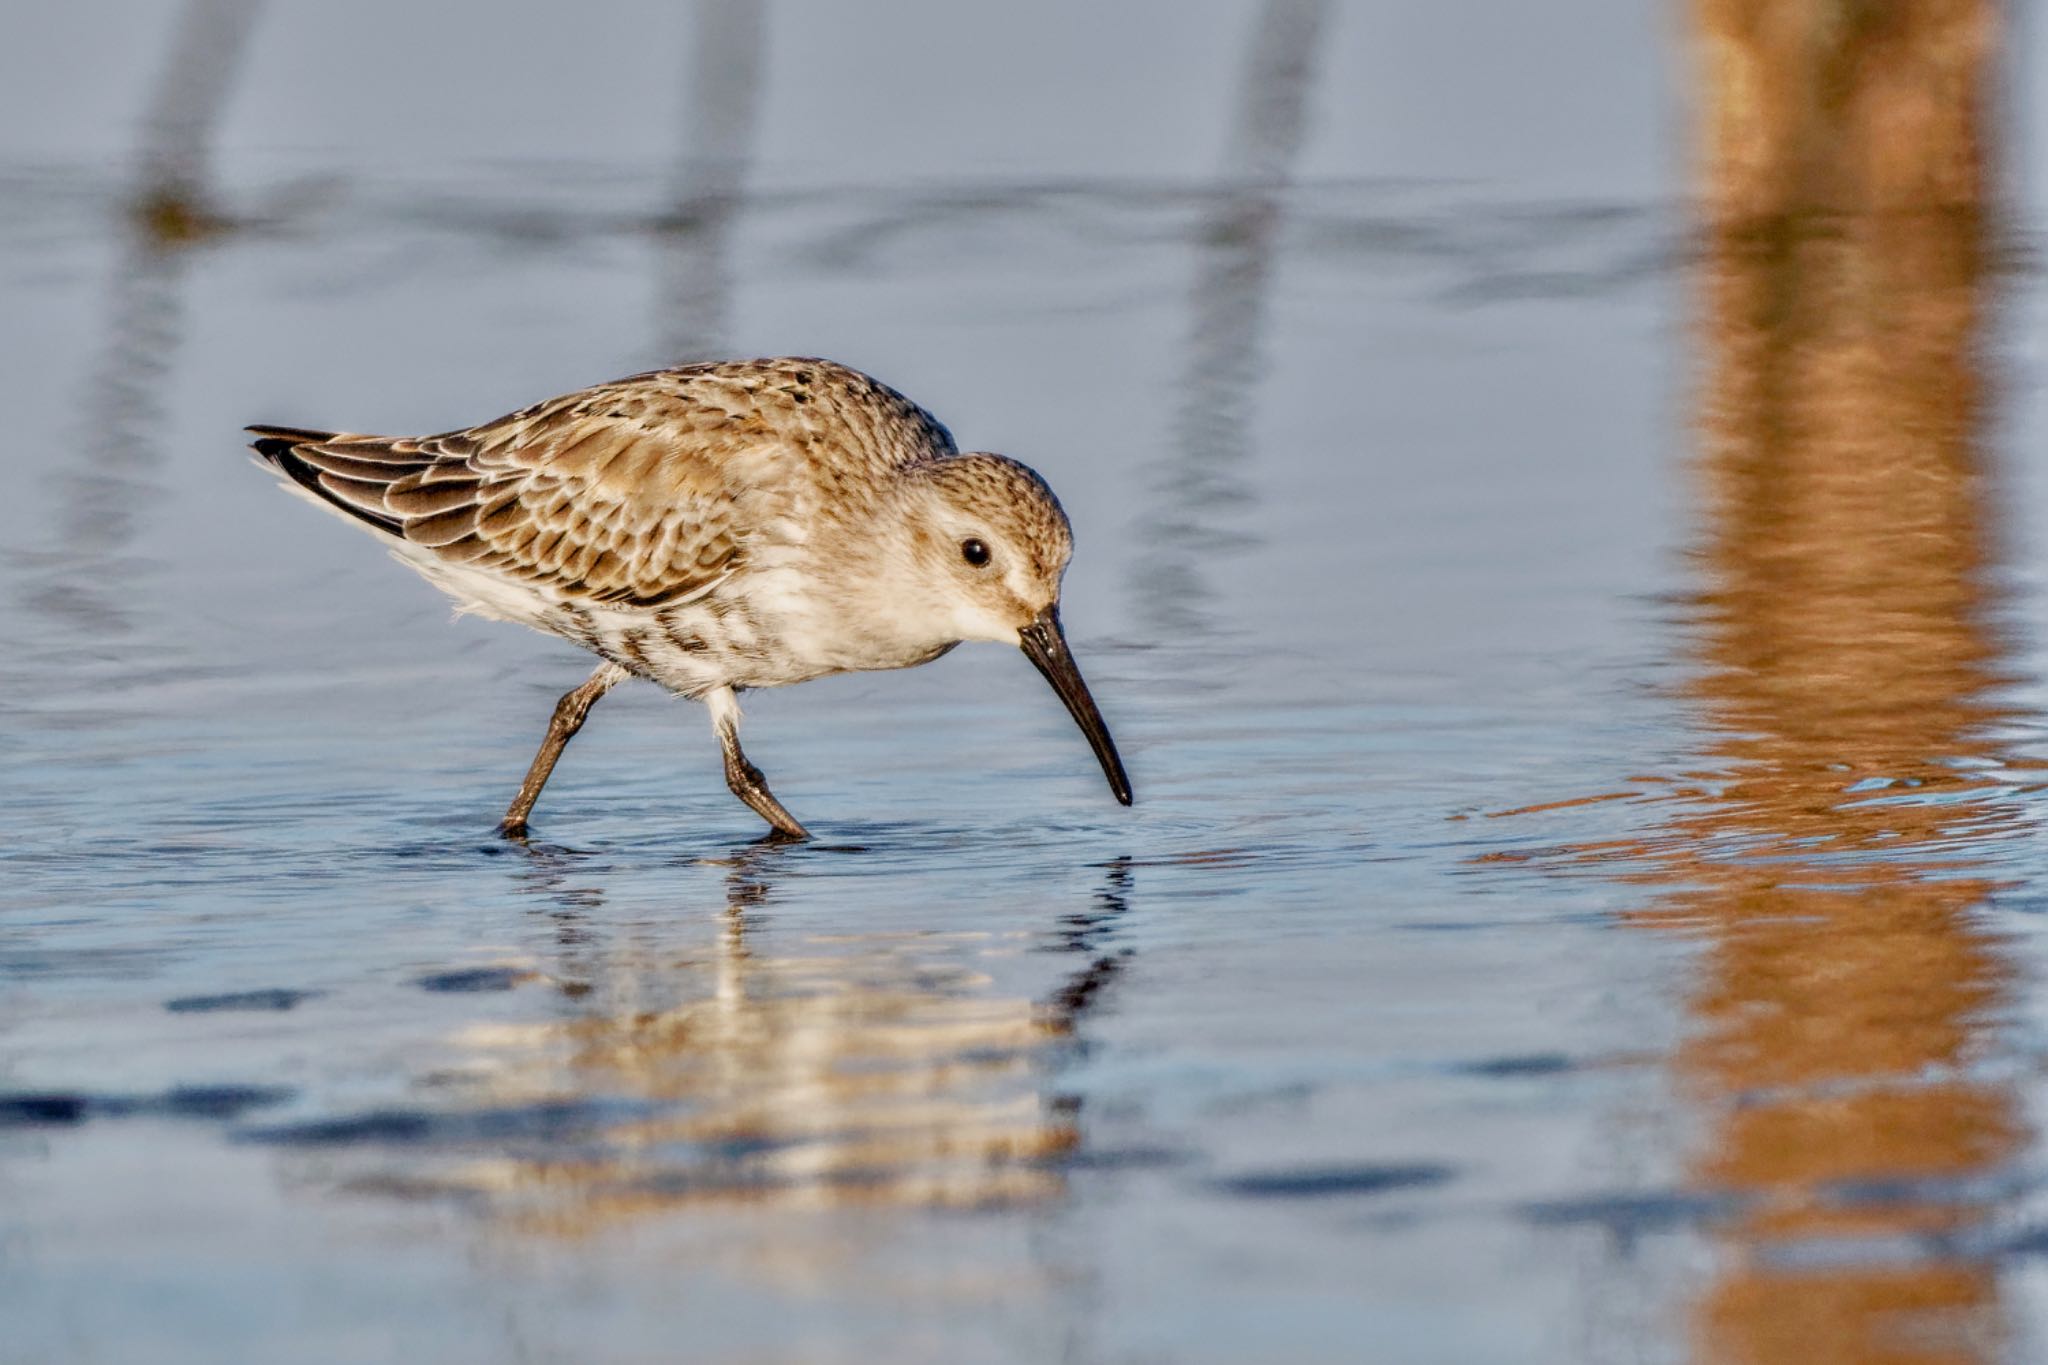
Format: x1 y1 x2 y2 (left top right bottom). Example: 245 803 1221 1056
248 358 1132 840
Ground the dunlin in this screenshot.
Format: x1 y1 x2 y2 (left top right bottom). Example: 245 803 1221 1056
248 358 1132 840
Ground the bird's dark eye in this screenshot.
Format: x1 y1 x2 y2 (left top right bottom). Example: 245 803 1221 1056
961 538 991 568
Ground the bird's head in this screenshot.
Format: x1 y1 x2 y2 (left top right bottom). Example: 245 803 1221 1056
898 453 1132 806
905 454 1073 644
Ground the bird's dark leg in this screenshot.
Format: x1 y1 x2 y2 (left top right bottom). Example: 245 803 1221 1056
499 662 629 838
707 685 810 841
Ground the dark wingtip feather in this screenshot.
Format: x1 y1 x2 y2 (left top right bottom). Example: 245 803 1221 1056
246 423 334 459
246 424 406 536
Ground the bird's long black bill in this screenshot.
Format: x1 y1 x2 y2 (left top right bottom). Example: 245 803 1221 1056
1019 607 1133 806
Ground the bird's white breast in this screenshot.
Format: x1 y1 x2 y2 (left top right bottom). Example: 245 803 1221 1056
392 538 945 698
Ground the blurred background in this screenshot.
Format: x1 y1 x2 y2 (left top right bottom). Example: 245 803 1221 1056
7 2 2048 1362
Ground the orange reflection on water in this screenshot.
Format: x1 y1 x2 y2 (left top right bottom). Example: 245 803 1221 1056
1631 5 2023 1361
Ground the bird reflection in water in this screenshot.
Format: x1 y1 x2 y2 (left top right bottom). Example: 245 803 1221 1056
320 847 1135 1233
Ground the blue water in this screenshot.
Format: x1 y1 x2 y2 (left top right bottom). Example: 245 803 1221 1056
7 4 2048 1362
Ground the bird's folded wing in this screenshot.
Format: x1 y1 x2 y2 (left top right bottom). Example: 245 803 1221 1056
279 383 766 607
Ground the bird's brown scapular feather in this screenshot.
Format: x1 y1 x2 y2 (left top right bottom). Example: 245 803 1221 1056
249 357 958 608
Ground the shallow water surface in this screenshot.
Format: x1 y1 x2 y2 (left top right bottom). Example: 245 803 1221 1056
8 3 2048 1363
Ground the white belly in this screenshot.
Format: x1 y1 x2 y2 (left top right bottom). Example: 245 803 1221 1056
391 541 957 698
389 543 882 697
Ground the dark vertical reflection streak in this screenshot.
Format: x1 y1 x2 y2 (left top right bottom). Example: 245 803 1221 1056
135 0 264 204
1134 0 1326 637
24 0 262 643
651 0 766 365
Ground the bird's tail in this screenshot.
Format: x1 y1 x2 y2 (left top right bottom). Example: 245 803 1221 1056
246 424 408 537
